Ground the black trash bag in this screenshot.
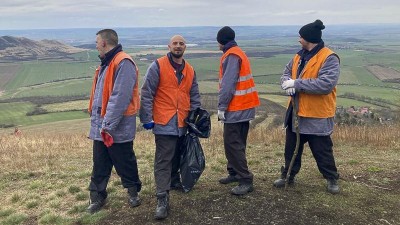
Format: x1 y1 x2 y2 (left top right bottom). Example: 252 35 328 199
185 108 211 138
180 133 206 192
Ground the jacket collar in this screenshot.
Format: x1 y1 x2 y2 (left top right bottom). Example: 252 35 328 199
99 44 123 66
297 41 325 62
222 40 238 53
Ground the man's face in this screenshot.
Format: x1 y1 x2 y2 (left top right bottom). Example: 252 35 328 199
96 35 106 58
298 36 308 50
168 36 186 59
218 43 224 51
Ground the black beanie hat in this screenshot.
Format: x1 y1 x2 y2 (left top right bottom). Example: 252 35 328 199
217 26 235 45
299 19 325 43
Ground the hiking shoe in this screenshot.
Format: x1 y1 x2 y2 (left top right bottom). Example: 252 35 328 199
154 192 170 220
219 175 238 184
170 182 183 191
327 179 340 194
127 187 141 207
231 183 254 195
87 192 106 214
273 177 294 188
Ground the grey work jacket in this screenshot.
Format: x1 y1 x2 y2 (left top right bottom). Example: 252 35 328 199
219 54 256 123
281 53 340 135
139 59 201 136
89 59 138 142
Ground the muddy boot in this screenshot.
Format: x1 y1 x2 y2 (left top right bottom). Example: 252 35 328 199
128 186 141 207
218 175 238 184
231 183 254 195
273 176 295 188
327 179 340 194
87 191 106 214
154 191 169 220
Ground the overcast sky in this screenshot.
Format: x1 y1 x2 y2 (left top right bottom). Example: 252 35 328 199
1 0 399 30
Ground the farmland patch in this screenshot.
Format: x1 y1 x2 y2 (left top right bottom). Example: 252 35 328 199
0 64 21 90
366 65 400 82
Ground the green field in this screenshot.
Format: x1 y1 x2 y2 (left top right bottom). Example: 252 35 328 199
1 33 400 128
0 102 87 126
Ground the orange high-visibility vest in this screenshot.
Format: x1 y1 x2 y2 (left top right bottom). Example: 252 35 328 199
153 55 195 128
219 46 260 111
88 51 140 117
291 47 338 118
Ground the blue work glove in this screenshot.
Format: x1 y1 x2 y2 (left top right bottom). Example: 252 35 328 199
143 121 155 130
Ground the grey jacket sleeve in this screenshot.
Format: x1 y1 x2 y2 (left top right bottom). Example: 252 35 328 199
190 71 202 110
102 59 136 131
281 59 294 85
218 54 240 111
294 55 340 94
139 61 160 124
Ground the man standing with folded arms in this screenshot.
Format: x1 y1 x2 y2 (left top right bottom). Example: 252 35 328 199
140 35 201 220
274 20 341 194
216 26 260 195
87 29 142 213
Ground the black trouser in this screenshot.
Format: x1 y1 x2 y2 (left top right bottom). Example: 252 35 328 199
154 135 184 193
282 127 339 180
223 121 253 184
89 140 142 199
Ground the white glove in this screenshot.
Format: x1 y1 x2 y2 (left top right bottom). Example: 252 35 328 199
281 79 295 90
286 87 295 96
217 110 226 120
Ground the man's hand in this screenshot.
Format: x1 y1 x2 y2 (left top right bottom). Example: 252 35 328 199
143 121 155 130
100 129 114 147
286 87 296 96
281 79 295 90
217 110 225 120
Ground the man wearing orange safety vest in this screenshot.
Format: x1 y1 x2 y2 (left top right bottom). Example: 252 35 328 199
274 20 340 194
140 35 201 220
216 26 260 196
87 29 141 213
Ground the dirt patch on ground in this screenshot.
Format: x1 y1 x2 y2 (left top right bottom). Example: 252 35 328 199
91 174 400 225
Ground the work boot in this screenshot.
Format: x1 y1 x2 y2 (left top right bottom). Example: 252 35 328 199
231 183 254 195
170 181 183 191
327 179 340 194
127 186 141 207
219 175 238 184
154 192 170 220
273 176 295 188
87 191 106 214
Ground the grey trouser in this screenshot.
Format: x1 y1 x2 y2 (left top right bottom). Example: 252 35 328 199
154 135 183 193
223 121 253 184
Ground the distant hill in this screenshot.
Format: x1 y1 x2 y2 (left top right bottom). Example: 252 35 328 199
0 36 86 61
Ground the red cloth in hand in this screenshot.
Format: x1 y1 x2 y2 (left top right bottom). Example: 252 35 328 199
101 130 114 147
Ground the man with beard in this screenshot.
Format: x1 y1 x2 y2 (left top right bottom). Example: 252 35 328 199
140 35 201 220
274 19 341 194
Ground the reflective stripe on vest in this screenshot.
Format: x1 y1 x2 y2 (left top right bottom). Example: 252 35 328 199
219 46 260 111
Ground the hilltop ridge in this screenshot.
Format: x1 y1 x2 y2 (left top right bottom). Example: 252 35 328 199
0 36 86 61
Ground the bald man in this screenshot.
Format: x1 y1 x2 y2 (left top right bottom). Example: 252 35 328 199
140 35 201 220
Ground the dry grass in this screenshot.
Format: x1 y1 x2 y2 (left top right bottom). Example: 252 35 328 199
0 117 399 224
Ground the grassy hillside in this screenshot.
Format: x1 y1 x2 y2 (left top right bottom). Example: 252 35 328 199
0 118 399 225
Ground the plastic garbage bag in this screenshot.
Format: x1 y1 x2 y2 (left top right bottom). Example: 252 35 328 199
180 133 206 192
185 108 211 138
